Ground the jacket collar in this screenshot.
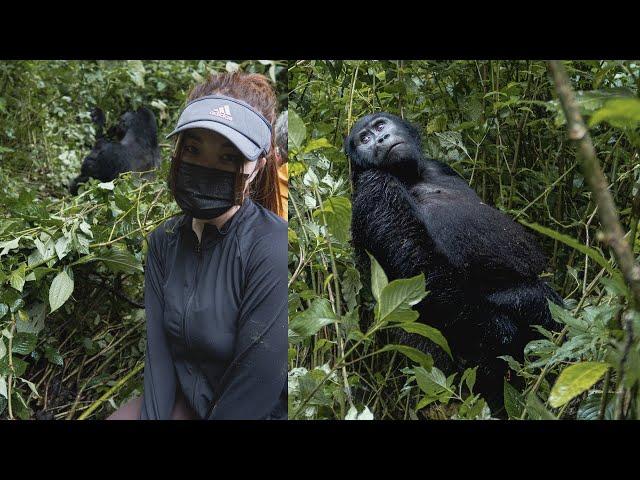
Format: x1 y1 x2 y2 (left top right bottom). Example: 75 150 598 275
178 198 252 245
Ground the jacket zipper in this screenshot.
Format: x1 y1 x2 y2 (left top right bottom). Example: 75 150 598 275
183 234 203 410
183 237 202 350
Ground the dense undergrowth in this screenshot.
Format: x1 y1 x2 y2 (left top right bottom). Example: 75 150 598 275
0 60 286 419
287 60 640 420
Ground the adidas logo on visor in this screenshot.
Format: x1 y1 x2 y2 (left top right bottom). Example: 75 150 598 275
209 105 233 121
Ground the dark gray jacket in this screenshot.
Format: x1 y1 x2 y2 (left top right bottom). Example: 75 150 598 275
139 199 287 420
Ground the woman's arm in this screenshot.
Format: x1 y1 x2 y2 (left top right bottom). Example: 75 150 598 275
138 230 178 420
206 230 288 420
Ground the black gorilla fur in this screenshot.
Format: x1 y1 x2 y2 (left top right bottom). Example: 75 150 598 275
69 106 161 194
345 112 562 410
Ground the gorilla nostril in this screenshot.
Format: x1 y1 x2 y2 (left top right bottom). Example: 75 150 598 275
378 133 390 144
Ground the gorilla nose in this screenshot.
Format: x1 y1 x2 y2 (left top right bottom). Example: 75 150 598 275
377 133 390 144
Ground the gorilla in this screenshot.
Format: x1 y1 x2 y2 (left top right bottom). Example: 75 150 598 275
69 106 161 194
345 112 562 411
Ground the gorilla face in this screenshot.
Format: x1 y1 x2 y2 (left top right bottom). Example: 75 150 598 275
116 107 157 140
344 112 423 171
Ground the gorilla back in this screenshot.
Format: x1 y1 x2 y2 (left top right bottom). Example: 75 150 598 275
69 106 161 194
345 112 562 410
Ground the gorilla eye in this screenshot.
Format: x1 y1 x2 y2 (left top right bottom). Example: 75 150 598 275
360 134 371 144
375 122 385 131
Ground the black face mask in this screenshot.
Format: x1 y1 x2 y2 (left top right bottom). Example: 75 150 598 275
174 161 244 220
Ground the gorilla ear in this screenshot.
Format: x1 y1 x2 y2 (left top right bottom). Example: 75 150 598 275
342 135 351 157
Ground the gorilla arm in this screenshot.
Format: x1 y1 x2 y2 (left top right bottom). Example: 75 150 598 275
351 168 435 282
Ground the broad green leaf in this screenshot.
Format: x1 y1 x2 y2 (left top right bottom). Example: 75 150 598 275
461 366 477 392
127 60 146 87
302 167 319 187
368 253 388 303
17 377 40 399
589 97 640 129
303 137 333 153
49 269 74 313
289 110 307 151
377 273 427 324
340 306 363 342
397 322 452 359
55 235 71 260
27 248 44 268
415 395 438 411
525 392 557 420
35 235 55 259
9 264 26 292
576 393 613 420
549 362 610 408
303 194 316 209
341 268 362 312
503 380 525 419
289 298 337 342
99 246 143 273
44 345 64 366
413 365 448 396
0 357 27 377
599 276 628 297
11 390 30 420
379 344 433 370
74 246 143 273
225 61 240 72
16 303 46 335
548 300 589 332
0 237 20 258
345 405 374 420
72 231 90 255
547 88 636 125
11 332 37 355
314 196 352 243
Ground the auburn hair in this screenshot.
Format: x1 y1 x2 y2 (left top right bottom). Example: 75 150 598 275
168 71 282 215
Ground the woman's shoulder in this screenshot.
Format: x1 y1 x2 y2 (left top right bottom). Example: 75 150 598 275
239 200 287 239
235 201 287 264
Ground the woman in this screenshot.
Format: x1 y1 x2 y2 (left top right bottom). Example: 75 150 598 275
107 71 287 420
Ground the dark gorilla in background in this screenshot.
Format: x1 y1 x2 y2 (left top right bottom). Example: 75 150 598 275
345 112 562 411
69 106 161 194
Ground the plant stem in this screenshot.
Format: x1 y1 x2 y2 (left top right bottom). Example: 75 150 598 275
77 361 144 420
314 185 354 412
598 368 611 420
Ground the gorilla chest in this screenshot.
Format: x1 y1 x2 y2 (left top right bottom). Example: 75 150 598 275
408 182 456 204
